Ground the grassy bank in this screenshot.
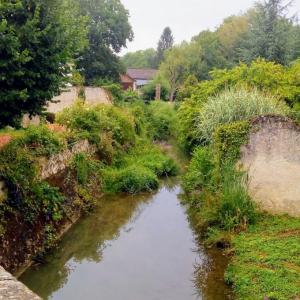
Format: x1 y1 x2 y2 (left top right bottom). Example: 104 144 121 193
226 215 300 300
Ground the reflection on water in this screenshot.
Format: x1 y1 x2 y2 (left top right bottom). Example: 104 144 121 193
20 180 232 300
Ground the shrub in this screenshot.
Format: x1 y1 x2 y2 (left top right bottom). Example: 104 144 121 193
182 147 215 193
0 140 65 222
32 182 65 222
181 59 300 107
102 165 159 194
123 144 178 177
196 88 289 143
213 121 251 167
218 165 257 231
72 153 103 186
56 101 137 161
146 101 177 140
177 98 204 152
18 126 64 157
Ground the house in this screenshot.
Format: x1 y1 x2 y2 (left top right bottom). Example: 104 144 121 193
121 68 158 91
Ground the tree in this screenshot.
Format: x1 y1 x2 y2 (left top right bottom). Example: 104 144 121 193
238 0 295 65
192 30 228 80
216 15 250 65
159 45 189 101
77 0 133 84
0 0 87 127
156 27 174 67
121 49 157 69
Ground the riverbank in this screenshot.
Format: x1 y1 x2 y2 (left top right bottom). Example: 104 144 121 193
181 116 300 299
0 101 178 274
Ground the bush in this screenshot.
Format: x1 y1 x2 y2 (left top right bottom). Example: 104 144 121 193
17 126 64 157
102 165 159 194
182 147 215 193
146 101 177 140
218 165 257 231
123 144 178 177
177 98 204 152
214 121 251 167
0 140 65 222
56 101 137 161
180 59 300 107
102 143 178 194
196 88 289 143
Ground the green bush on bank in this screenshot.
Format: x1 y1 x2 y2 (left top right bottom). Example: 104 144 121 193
0 129 66 224
145 101 177 141
182 147 215 193
213 120 251 167
102 143 178 194
182 117 257 240
103 165 159 194
56 101 137 162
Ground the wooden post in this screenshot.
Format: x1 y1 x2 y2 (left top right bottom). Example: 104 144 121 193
155 84 161 101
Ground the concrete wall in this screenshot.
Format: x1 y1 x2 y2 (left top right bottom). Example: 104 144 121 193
0 267 41 300
47 86 112 114
241 116 300 217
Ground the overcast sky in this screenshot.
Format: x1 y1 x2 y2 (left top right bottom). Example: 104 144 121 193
120 0 300 54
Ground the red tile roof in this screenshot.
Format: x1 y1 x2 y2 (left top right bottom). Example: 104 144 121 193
120 74 134 83
126 68 157 80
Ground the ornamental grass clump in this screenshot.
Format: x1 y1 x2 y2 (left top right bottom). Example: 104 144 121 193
196 88 289 143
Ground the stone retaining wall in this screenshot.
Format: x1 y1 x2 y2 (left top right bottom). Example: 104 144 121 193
241 115 300 217
0 267 40 300
39 139 96 179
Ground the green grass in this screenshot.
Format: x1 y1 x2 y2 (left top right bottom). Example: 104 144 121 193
226 215 300 300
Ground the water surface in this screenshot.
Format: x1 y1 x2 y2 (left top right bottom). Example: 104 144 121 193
20 180 232 300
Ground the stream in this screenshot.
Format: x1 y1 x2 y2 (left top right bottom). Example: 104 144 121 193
20 179 233 300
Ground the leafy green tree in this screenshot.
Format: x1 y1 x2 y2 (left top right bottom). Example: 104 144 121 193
159 45 189 101
0 0 87 127
216 15 250 65
192 30 228 80
239 0 295 65
121 49 157 69
156 27 174 67
77 0 133 84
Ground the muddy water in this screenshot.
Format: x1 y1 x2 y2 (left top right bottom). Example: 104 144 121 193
20 180 232 300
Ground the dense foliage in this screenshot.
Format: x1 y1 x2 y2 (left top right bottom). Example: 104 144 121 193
0 0 87 127
157 0 300 97
121 48 157 69
77 0 133 84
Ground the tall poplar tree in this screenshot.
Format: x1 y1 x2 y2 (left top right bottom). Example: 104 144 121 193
156 27 174 67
